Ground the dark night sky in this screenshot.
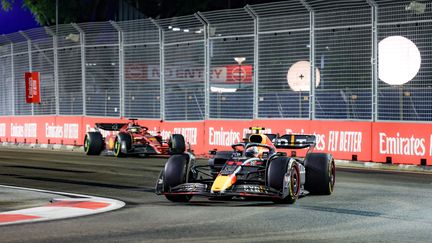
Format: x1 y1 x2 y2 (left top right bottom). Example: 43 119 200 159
0 0 40 34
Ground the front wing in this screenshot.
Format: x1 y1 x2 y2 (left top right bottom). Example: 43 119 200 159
103 143 169 156
156 181 285 200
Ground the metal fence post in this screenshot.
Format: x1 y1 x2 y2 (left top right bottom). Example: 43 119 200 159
45 27 60 115
310 11 315 120
367 0 378 122
195 12 210 120
110 21 124 118
245 5 259 120
54 33 59 115
150 19 165 121
300 0 315 120
20 31 33 116
72 23 86 116
9 40 15 116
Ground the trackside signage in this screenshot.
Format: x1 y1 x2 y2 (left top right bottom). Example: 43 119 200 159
208 127 242 146
0 123 6 137
125 64 253 83
45 123 79 139
25 72 41 104
173 127 198 145
204 120 370 161
309 121 371 161
10 123 37 138
372 122 432 165
0 116 432 165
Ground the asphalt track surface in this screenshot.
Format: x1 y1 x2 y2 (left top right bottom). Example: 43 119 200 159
0 148 431 242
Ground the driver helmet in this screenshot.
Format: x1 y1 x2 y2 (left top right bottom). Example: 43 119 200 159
245 146 259 158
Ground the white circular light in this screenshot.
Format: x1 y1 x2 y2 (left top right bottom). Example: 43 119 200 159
378 36 421 85
286 61 320 92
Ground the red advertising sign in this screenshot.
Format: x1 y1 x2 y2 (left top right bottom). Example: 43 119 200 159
310 120 372 161
25 72 41 104
125 64 253 84
372 122 431 165
225 65 252 84
2 114 432 166
124 63 147 81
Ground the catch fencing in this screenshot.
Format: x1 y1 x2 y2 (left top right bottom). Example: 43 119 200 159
1 0 432 121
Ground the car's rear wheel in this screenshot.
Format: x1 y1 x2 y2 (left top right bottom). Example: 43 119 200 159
304 153 335 195
114 132 131 158
267 157 300 204
164 154 192 202
169 134 186 154
84 132 103 155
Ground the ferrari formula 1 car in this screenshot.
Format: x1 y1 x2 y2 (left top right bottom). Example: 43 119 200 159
155 127 335 204
84 119 186 157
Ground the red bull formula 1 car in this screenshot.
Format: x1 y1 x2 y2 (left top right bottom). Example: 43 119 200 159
155 127 335 204
84 119 186 157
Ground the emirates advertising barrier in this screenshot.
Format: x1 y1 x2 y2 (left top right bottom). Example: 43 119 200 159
0 116 430 165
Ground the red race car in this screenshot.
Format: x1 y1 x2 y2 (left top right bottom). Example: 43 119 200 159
84 119 185 157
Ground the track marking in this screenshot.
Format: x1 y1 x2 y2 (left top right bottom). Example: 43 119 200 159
0 185 125 226
0 214 41 223
48 200 110 210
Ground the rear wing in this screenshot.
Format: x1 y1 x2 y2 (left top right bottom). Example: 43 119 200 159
95 123 128 131
273 134 316 149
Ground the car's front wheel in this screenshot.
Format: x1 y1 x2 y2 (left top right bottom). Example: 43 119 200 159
267 157 300 204
164 154 192 202
114 133 131 157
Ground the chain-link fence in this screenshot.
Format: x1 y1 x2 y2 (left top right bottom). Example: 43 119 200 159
1 0 432 121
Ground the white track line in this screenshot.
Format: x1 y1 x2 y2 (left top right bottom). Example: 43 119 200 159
0 185 125 226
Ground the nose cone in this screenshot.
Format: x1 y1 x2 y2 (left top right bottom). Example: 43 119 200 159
211 175 236 193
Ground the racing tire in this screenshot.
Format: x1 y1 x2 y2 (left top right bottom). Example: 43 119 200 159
84 132 104 155
164 154 192 202
267 157 300 204
304 153 335 195
169 134 186 155
114 132 132 158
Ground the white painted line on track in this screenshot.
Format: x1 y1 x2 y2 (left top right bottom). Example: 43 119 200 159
0 185 125 226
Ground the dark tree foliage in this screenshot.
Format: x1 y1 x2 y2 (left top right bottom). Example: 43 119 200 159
1 0 276 25
140 0 276 18
0 0 14 11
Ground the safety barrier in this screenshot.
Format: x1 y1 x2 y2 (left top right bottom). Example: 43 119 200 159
0 116 430 166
